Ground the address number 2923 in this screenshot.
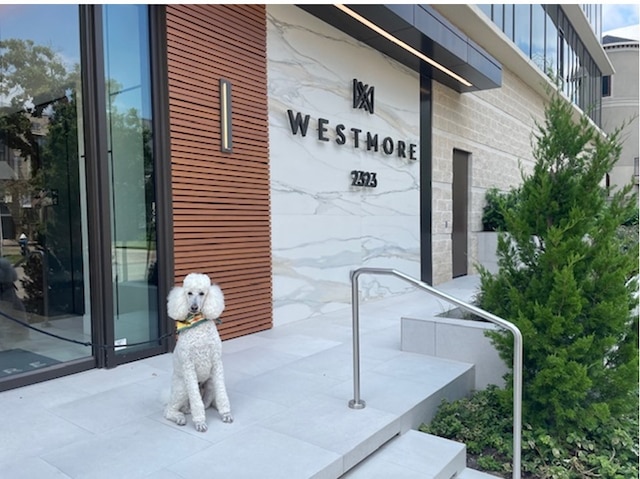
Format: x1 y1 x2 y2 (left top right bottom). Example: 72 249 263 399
350 170 378 188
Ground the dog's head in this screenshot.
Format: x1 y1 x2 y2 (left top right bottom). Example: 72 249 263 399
183 272 211 314
167 272 225 321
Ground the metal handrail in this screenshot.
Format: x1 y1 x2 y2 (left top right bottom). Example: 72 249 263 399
349 267 523 479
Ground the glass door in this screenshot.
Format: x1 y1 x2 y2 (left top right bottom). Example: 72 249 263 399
0 4 167 387
102 5 159 358
0 5 93 380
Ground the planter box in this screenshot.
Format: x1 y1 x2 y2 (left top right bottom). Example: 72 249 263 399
477 231 499 274
401 313 508 390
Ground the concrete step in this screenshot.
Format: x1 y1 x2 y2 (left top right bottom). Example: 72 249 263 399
340 429 504 479
458 467 504 478
214 340 476 479
341 430 466 479
289 349 476 477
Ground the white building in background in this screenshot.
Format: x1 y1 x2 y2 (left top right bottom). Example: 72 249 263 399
601 25 640 195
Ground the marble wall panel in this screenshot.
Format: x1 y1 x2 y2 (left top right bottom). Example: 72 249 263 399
267 5 421 325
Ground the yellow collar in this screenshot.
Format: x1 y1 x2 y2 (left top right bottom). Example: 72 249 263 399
176 312 209 334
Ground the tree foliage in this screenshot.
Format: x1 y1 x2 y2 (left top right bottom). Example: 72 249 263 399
482 187 521 231
0 38 77 162
477 93 639 434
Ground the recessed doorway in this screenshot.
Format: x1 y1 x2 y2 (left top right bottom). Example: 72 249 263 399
452 149 470 278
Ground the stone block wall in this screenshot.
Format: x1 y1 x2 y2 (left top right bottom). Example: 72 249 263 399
431 68 546 284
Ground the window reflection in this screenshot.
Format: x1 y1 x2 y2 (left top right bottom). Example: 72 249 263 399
545 7 558 78
103 5 158 354
504 5 514 40
481 3 603 126
514 4 531 57
0 5 91 371
477 4 492 19
531 5 546 71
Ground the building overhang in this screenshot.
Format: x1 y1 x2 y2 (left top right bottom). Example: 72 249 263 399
297 4 502 93
432 4 609 132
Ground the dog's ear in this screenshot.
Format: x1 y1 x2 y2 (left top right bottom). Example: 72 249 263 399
167 286 189 320
202 284 225 320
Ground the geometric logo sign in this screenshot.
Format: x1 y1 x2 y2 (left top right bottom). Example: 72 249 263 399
352 78 374 114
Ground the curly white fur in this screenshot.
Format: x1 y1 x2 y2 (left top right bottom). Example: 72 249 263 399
164 273 233 432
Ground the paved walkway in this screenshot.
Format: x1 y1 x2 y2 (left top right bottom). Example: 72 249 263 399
0 275 481 479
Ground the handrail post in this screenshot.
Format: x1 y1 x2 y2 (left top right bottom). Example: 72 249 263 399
512 329 523 479
348 269 365 409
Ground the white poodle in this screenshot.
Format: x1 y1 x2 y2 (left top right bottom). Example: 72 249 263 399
164 272 233 432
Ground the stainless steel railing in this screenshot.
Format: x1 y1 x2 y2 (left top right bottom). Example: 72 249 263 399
349 267 523 479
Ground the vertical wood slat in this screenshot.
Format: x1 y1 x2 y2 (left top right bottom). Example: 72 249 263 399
165 5 272 339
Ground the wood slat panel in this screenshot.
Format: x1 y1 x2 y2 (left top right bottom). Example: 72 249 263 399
167 5 272 340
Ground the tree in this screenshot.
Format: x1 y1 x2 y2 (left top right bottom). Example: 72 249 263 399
478 93 639 434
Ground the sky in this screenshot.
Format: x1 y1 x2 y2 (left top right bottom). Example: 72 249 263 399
602 3 640 32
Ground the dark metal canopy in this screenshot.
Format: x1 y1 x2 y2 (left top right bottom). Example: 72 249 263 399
297 4 502 93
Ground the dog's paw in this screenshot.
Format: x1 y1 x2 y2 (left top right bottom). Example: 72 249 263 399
165 410 187 426
194 420 208 432
221 413 234 423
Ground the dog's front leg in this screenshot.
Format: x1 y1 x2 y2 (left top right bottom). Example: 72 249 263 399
164 373 189 426
184 368 208 432
210 361 233 423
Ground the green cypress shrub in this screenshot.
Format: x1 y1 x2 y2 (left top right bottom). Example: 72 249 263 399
478 93 639 435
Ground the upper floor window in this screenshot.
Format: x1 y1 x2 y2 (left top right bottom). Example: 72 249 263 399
477 3 603 126
602 75 611 97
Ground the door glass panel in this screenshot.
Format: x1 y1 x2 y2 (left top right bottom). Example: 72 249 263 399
0 5 91 377
103 5 158 354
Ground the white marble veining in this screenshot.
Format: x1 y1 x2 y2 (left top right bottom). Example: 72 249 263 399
268 5 421 325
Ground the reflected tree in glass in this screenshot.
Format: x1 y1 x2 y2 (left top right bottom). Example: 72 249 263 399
0 38 82 318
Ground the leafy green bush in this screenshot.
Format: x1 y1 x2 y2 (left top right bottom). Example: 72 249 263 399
482 187 521 231
621 204 639 226
420 386 512 475
421 388 639 479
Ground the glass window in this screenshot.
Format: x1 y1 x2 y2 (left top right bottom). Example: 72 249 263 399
560 33 570 96
594 73 602 125
592 61 598 110
562 15 572 97
531 4 546 71
514 4 531 57
602 75 611 97
504 4 514 40
477 4 492 18
587 58 602 111
493 4 504 31
0 5 92 373
103 5 158 354
581 4 602 39
568 39 575 101
575 40 586 110
545 6 558 80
